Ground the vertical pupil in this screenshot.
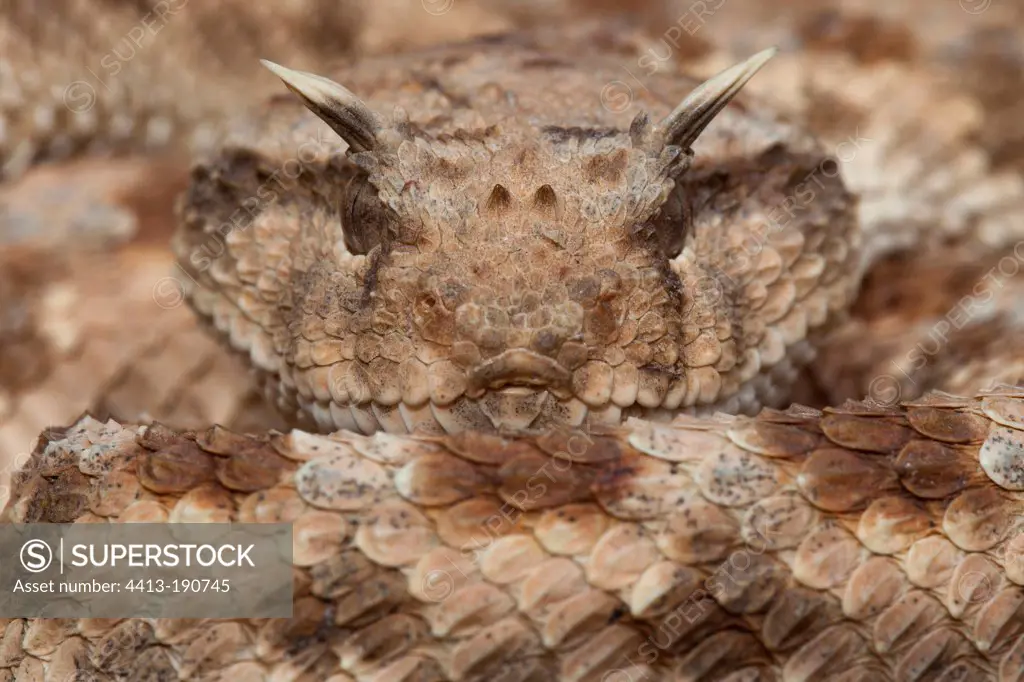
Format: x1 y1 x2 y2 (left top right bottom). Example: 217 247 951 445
649 187 691 258
342 174 387 255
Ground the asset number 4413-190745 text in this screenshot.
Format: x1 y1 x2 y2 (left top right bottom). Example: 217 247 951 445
124 579 230 593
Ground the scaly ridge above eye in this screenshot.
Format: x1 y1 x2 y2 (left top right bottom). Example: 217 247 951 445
263 49 775 168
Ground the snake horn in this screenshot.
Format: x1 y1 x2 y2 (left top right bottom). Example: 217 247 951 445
261 59 383 154
641 48 777 154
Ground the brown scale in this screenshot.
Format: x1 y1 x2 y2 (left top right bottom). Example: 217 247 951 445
1 388 1023 679
5 6 1024 682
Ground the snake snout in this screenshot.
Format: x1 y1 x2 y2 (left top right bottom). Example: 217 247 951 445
466 349 573 399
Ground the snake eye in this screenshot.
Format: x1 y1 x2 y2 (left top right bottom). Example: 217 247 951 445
341 173 389 255
645 187 692 258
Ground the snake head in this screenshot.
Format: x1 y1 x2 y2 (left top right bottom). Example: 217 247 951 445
175 44 857 436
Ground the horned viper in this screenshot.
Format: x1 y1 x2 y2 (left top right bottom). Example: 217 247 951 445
3 2 1024 680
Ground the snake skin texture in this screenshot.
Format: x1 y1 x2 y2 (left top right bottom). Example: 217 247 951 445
4 388 1024 680
0 0 371 181
4 1 1024 680
172 31 859 436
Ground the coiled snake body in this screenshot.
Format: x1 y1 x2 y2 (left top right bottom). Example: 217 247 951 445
4 6 1024 681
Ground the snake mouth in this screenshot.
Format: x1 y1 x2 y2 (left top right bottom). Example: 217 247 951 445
466 349 573 399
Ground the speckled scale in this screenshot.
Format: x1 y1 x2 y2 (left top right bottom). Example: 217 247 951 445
517 557 588 617
793 523 864 589
586 523 660 591
628 561 704 619
984 396 1024 430
820 414 914 452
433 496 523 550
942 487 1013 552
592 451 696 520
88 469 140 517
980 424 1024 491
975 587 1024 653
842 557 905 620
1001 636 1024 682
894 439 975 498
533 503 611 556
783 625 872 682
423 581 516 638
905 536 962 589
657 500 740 564
674 630 773 681
136 434 216 494
497 451 593 511
855 496 932 554
742 493 818 550
355 499 438 566
694 444 779 507
395 452 491 506
292 510 349 566
707 552 787 615
726 420 821 457
947 553 1003 619
294 449 392 510
169 482 234 523
906 408 990 443
10 382 1024 677
894 629 978 682
873 591 948 655
797 447 898 512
